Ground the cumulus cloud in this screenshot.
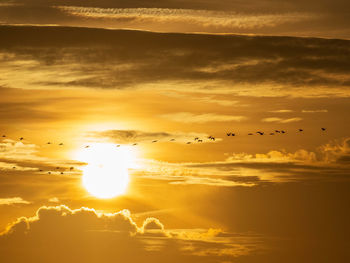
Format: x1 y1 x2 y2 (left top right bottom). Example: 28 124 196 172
0 197 31 205
161 112 247 123
0 205 261 262
320 137 350 164
142 217 164 232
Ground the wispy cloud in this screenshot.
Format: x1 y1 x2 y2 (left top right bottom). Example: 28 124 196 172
269 109 294 113
48 197 59 203
56 6 315 31
161 112 247 123
0 197 30 205
88 129 215 144
261 117 302 123
302 109 328 113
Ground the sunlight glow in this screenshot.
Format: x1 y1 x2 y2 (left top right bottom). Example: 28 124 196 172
74 143 137 199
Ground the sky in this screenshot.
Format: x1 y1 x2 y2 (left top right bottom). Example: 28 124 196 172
0 1 350 263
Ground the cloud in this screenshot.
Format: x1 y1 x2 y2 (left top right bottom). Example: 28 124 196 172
0 205 262 262
48 197 59 203
269 109 294 113
88 129 215 144
199 138 350 181
161 112 247 123
136 138 350 184
320 137 350 164
55 6 316 32
135 159 261 186
261 117 283 123
301 109 328 113
142 217 164 231
261 117 302 123
0 197 30 205
0 139 38 161
1 0 350 38
1 26 350 98
280 117 303 123
0 139 83 174
165 92 241 106
0 161 37 171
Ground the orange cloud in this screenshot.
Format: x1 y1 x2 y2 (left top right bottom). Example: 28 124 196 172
0 197 30 206
0 205 261 263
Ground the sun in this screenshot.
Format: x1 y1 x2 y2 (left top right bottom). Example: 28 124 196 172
73 143 137 199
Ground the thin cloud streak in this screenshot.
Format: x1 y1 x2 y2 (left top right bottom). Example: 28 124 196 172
1 0 350 38
0 197 31 205
261 117 303 123
161 112 247 123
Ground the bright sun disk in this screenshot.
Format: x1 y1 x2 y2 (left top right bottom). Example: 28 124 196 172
74 143 137 199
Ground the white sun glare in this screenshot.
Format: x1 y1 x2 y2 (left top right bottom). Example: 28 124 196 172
74 143 137 199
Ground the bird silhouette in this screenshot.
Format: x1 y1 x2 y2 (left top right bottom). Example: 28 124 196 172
48 172 51 174
256 132 264 135
2 135 5 138
19 137 24 140
170 139 175 141
298 129 303 132
281 130 286 134
248 133 253 135
70 167 74 170
132 143 138 146
226 133 231 136
194 137 199 141
60 172 64 175
59 143 64 146
232 133 236 136
85 145 90 148
12 166 16 169
321 128 326 131
186 142 191 144
152 140 158 143
275 130 281 133
47 142 52 144
198 139 203 142
270 133 275 135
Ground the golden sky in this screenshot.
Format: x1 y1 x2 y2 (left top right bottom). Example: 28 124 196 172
0 1 350 262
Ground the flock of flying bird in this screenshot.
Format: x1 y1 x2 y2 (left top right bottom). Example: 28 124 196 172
2 127 327 175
